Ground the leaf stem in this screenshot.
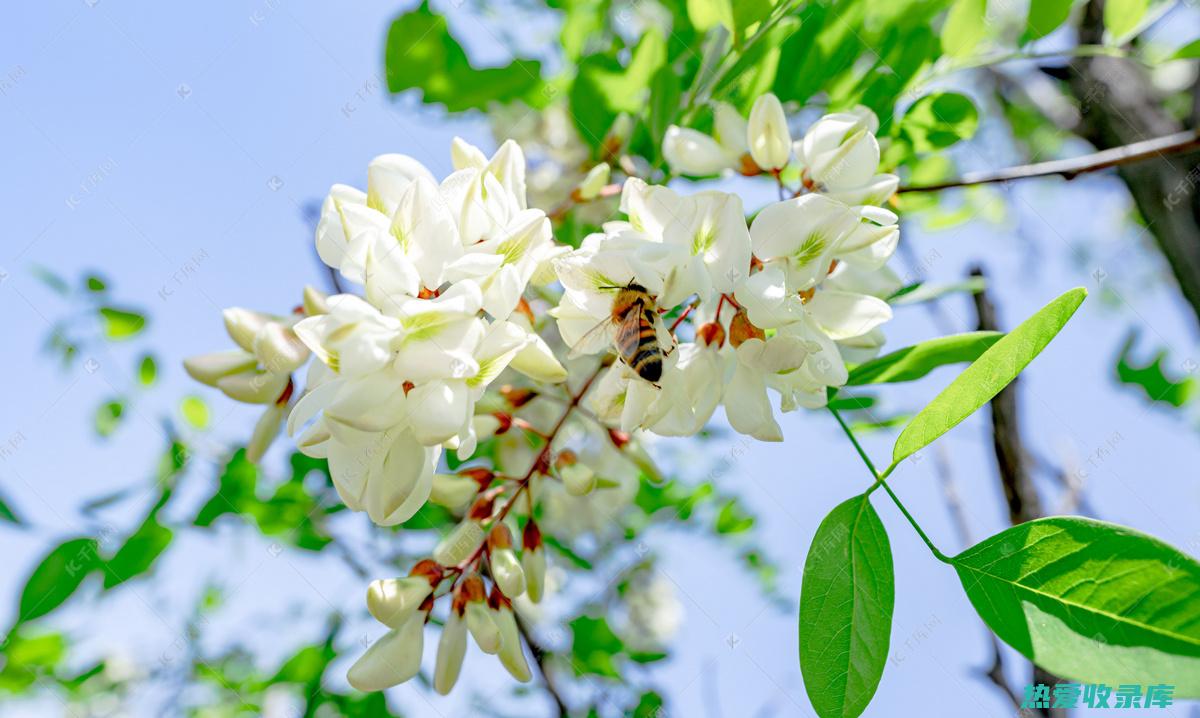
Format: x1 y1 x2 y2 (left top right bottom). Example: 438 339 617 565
828 405 950 563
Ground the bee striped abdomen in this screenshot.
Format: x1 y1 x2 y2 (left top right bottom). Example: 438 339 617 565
624 310 663 382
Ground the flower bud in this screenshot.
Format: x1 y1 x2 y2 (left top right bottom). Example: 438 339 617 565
697 321 726 348
367 576 434 628
488 525 526 598
183 350 257 387
347 608 427 692
253 322 309 374
430 474 479 512
747 93 791 171
577 163 611 201
500 385 537 408
561 463 596 496
728 309 766 348
473 413 505 442
216 369 290 405
663 126 733 176
222 308 271 353
602 113 634 158
245 402 286 464
490 598 532 682
433 519 485 567
302 285 328 316
460 575 501 654
434 609 467 695
522 521 546 603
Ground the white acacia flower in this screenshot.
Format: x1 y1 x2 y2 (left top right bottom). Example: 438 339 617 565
662 125 738 176
749 193 862 291
347 607 427 691
797 108 899 205
748 93 792 171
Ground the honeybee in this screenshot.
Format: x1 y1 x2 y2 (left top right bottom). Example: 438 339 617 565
571 282 668 384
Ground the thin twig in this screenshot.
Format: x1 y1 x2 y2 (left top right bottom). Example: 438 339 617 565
516 612 570 717
900 129 1200 193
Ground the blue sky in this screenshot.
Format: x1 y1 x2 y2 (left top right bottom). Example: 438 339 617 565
3 2 1200 716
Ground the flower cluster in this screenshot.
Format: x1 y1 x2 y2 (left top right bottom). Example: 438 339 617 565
184 92 905 698
555 102 899 441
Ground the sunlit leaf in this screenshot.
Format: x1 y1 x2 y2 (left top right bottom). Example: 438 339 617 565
98 307 146 340
799 494 894 718
18 538 99 623
138 354 157 386
940 0 987 58
892 288 1085 466
181 395 210 429
103 516 173 589
94 400 124 438
1104 0 1149 42
570 615 625 678
1169 38 1200 60
953 517 1200 696
570 30 666 147
898 92 979 152
1023 0 1075 42
848 332 1002 386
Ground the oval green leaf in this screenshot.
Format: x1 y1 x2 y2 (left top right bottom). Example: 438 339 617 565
1104 0 1149 43
847 331 1002 386
898 92 979 153
952 517 1200 696
941 0 987 58
99 307 146 340
18 538 99 624
1023 0 1075 42
892 288 1086 466
799 494 894 718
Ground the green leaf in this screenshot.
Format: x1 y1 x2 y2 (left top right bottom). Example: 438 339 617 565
85 275 107 292
940 0 987 58
18 538 99 623
98 307 146 340
181 395 210 429
888 277 986 305
898 92 979 152
1104 0 1149 42
32 266 70 295
570 30 666 147
569 615 625 678
892 288 1085 466
0 492 21 525
687 0 735 34
1169 38 1200 60
103 516 173 589
952 517 1200 696
137 354 157 386
799 494 894 718
632 691 666 718
715 499 755 534
94 400 124 437
384 2 545 113
1115 331 1195 408
1023 0 1075 42
847 332 1002 386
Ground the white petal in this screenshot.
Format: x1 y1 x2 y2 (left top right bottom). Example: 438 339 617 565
367 154 436 216
747 93 791 171
806 290 893 340
662 126 734 176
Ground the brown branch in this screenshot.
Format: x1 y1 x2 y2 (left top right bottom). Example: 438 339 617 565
899 129 1200 193
516 612 570 718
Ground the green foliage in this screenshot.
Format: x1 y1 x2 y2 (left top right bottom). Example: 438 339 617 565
897 92 979 153
137 353 157 386
103 512 173 589
847 332 1002 386
952 517 1200 695
1022 0 1076 42
1169 38 1200 60
888 277 986 306
384 2 546 112
940 0 987 58
17 538 100 624
570 30 667 147
94 399 124 438
799 494 894 718
1103 0 1149 43
98 307 146 340
570 615 626 677
1114 331 1196 408
892 288 1086 467
0 631 67 693
194 450 333 551
180 395 210 429
0 492 21 525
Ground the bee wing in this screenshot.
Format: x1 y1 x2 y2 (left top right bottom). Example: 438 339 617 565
567 316 618 359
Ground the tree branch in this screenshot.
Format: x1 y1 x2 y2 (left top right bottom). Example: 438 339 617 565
899 129 1200 193
516 613 570 718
